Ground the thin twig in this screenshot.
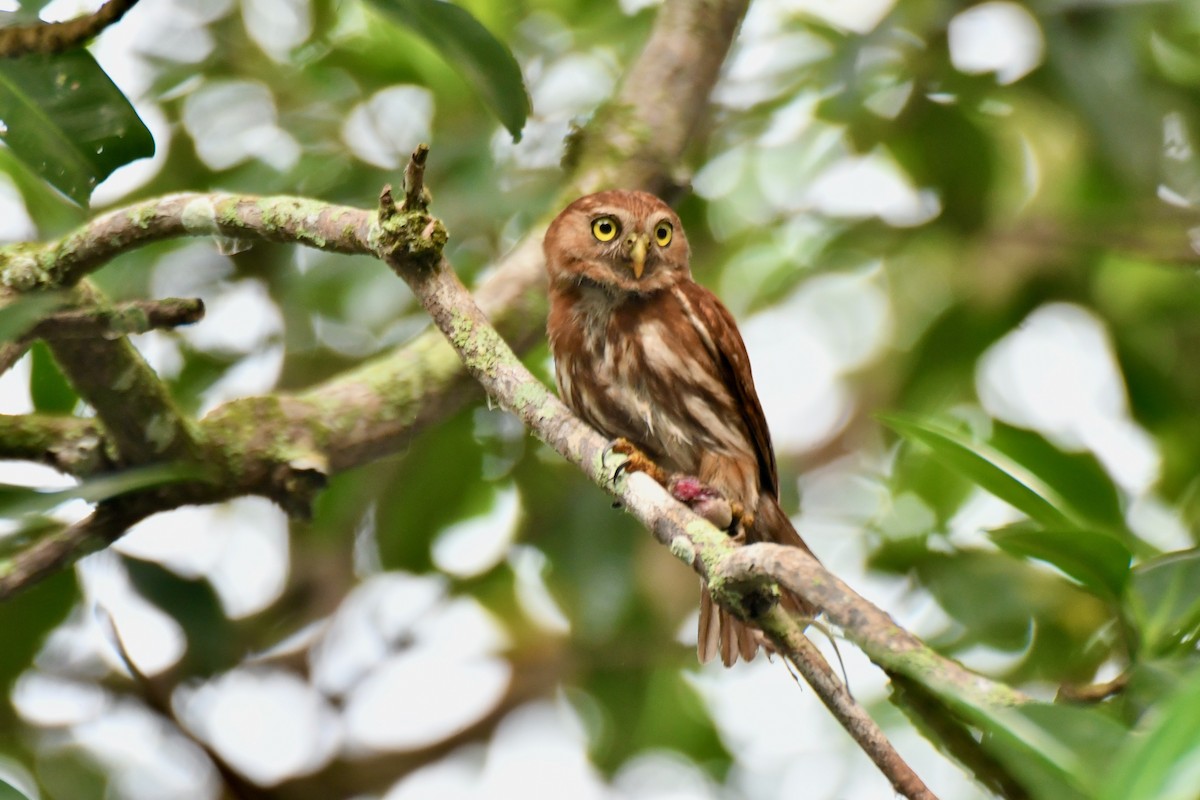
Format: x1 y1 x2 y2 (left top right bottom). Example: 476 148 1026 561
0 342 29 375
97 608 272 800
1057 672 1129 703
403 143 430 212
763 607 938 800
0 297 203 375
29 297 204 340
0 0 141 57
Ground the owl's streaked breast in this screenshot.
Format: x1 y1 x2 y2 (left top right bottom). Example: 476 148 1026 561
548 283 754 476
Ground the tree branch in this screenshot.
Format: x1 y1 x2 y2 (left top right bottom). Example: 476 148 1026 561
0 194 375 292
713 545 1029 708
0 500 165 597
0 0 749 474
0 0 751 471
0 413 108 474
0 0 755 598
0 0 141 58
376 189 949 798
372 191 1023 704
570 0 749 195
29 297 204 340
0 297 202 394
45 281 200 465
761 607 938 800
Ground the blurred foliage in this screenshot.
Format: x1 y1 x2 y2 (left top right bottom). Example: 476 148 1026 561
4 0 1200 798
0 48 154 205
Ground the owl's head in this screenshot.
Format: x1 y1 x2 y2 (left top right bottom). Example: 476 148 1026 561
543 190 691 293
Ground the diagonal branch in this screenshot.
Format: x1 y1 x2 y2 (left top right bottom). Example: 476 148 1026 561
712 544 1029 708
0 0 755 600
377 190 954 798
45 281 200 465
0 0 141 58
762 606 938 800
0 0 750 472
374 184 1025 706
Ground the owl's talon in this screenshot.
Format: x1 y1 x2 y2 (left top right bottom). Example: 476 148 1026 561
603 440 630 479
607 438 668 485
727 503 754 543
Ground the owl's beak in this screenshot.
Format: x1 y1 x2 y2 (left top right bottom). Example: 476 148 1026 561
627 233 649 279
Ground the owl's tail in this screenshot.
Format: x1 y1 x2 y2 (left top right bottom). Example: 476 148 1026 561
696 495 818 666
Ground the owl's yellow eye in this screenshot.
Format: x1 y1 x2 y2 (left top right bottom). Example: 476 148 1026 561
654 221 673 247
591 216 619 242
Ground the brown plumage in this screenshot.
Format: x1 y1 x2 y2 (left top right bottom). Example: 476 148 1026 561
543 189 816 666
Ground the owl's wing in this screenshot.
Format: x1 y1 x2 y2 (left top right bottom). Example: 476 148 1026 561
673 281 780 497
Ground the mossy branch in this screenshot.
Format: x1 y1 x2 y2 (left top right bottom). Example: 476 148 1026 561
45 281 201 466
713 544 1030 708
0 194 376 293
0 0 756 599
0 413 108 474
379 174 948 798
28 297 204 340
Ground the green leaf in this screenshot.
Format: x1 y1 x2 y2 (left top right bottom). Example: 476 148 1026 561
0 569 77 695
880 414 1076 529
0 777 34 800
914 551 1111 681
989 524 1132 599
29 341 77 414
368 0 529 141
989 424 1128 537
971 702 1129 800
887 437 974 531
123 558 238 677
582 664 730 774
0 49 155 206
1101 667 1200 800
1150 31 1200 86
1128 548 1200 656
0 147 82 233
33 749 106 800
0 462 209 519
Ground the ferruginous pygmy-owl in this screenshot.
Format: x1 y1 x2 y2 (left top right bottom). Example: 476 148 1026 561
544 189 816 666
